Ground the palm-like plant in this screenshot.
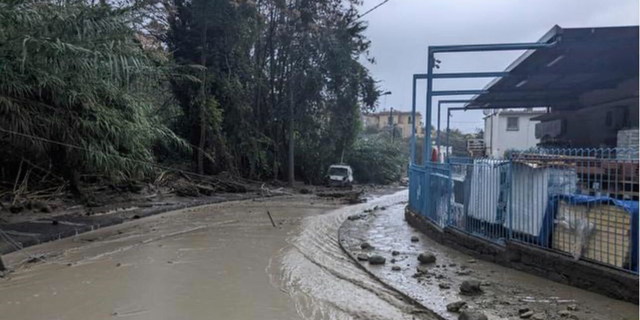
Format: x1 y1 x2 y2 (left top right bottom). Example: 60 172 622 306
0 0 184 193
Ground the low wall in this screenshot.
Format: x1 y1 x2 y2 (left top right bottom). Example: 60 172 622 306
406 207 639 304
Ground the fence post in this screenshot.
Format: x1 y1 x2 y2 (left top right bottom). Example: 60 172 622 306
508 159 514 241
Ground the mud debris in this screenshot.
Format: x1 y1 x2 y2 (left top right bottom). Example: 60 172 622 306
460 280 483 296
368 255 386 265
446 300 467 312
360 242 373 250
458 310 488 320
417 252 436 264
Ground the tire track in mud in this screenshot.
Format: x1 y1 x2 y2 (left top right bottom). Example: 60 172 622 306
268 191 436 320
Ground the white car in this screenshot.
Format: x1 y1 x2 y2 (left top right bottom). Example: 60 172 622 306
325 165 354 187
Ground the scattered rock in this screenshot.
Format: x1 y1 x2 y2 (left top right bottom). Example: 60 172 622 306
566 304 578 311
392 250 400 256
392 266 401 271
348 214 366 221
116 263 122 267
531 313 545 320
438 283 451 289
299 188 311 194
458 310 488 320
558 310 571 317
132 215 141 219
368 255 386 265
360 242 373 250
410 236 419 242
357 254 369 261
456 269 472 276
40 205 53 213
417 253 436 264
390 258 396 263
51 220 59 226
449 263 457 267
520 310 534 318
459 280 483 296
446 300 467 312
518 307 531 315
468 259 477 264
380 206 387 211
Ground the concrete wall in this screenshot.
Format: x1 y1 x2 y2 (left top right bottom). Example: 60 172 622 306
405 207 639 303
484 112 541 158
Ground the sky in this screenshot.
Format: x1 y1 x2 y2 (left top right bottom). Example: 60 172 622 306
358 0 639 133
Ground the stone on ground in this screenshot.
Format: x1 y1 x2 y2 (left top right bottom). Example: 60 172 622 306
459 280 483 296
410 235 419 242
520 310 534 318
417 252 436 264
356 254 369 261
458 310 488 320
391 250 400 256
446 301 467 312
439 283 451 289
360 242 373 250
368 255 386 265
531 313 545 320
391 266 401 271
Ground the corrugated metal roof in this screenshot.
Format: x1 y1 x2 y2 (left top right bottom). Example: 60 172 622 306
467 25 639 110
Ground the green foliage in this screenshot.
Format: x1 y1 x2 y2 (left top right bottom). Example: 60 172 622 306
0 0 185 189
346 135 406 185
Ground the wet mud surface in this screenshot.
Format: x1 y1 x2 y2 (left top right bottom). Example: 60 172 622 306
339 199 639 320
0 191 430 320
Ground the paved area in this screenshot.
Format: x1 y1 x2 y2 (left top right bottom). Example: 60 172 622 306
339 202 638 320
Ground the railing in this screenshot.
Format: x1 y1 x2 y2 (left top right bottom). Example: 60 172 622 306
409 148 639 274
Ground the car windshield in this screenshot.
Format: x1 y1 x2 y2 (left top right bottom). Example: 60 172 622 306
328 167 348 176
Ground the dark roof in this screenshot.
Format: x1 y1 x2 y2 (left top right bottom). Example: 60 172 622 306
468 25 639 110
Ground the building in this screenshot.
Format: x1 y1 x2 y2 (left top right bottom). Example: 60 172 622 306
469 25 639 151
362 109 425 139
483 109 546 158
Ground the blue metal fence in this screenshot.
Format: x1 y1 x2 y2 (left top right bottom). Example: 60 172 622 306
409 148 639 273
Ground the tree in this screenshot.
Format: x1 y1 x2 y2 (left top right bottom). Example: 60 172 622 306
0 0 183 195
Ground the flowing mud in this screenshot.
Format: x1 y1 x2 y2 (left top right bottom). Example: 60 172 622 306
0 191 427 320
270 191 431 320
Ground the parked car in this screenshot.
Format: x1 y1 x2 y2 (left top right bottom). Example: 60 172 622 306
325 164 353 187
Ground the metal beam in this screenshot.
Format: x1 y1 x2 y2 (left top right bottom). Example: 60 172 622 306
432 72 510 79
433 90 489 96
430 40 557 53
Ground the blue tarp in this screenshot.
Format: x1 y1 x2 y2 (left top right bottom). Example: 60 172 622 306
546 194 639 272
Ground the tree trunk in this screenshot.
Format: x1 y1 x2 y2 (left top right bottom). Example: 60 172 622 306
287 76 294 187
197 18 208 175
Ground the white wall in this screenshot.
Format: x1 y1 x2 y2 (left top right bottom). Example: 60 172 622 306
484 112 541 158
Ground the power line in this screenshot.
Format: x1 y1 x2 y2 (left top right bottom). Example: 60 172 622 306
358 0 393 19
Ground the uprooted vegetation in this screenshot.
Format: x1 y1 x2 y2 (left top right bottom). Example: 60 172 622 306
0 0 394 213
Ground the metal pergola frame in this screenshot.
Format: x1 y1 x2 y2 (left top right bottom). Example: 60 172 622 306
410 39 558 165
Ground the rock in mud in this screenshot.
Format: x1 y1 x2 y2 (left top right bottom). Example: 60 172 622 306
459 280 483 296
417 252 436 264
531 313 545 320
348 214 366 221
356 254 369 261
9 204 23 214
391 266 401 271
458 310 488 320
520 310 534 318
566 304 578 311
391 250 400 256
368 255 386 265
446 301 467 312
439 283 451 289
410 235 419 242
360 242 373 250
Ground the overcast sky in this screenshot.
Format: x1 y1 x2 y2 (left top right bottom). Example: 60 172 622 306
358 0 639 133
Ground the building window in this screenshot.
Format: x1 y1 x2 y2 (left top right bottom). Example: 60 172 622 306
506 117 519 131
387 115 393 126
408 116 412 124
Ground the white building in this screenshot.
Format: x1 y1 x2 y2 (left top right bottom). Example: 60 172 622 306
483 109 546 158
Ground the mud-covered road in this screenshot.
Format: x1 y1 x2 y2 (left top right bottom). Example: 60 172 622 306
0 191 430 320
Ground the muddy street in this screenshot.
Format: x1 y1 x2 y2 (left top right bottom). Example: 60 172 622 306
0 191 430 320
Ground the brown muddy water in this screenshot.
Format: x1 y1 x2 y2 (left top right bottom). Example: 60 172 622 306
0 191 428 320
